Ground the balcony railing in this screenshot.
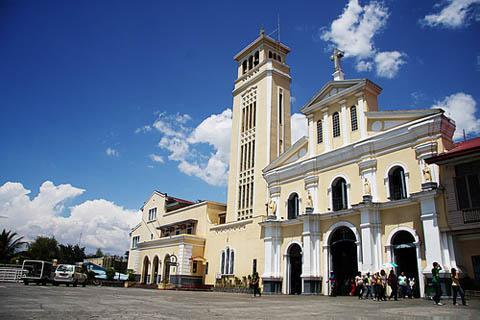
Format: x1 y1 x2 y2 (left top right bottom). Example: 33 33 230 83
463 207 480 224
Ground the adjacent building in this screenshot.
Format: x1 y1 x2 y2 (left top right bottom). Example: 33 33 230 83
127 31 475 296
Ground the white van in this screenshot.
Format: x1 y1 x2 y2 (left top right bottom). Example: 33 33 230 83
53 264 87 287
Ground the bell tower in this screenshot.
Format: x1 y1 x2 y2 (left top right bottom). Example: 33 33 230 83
225 31 292 222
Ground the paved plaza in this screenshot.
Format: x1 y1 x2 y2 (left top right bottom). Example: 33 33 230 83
0 283 479 319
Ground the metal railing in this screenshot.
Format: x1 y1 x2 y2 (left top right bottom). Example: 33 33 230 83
0 266 26 282
463 207 480 224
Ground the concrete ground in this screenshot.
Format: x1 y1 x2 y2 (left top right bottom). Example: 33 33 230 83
0 283 479 320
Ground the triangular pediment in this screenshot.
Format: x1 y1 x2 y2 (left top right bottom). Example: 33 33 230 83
300 79 382 115
263 137 309 172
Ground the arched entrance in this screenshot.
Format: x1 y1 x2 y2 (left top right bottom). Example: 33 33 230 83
287 243 302 294
391 230 419 297
163 254 171 284
330 226 358 296
152 256 160 284
142 256 150 284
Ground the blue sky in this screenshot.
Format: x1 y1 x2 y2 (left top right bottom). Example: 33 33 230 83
1 0 479 252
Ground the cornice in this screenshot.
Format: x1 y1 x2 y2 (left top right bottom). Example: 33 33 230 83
137 234 206 250
263 113 447 185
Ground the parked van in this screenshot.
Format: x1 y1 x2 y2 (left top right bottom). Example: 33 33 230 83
53 264 87 287
22 260 54 285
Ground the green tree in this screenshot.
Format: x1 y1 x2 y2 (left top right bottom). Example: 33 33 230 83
94 248 104 258
0 229 26 263
27 236 59 261
59 244 86 264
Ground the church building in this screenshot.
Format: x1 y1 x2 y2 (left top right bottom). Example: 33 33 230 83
127 31 460 297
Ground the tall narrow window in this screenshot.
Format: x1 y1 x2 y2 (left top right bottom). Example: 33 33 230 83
230 251 235 274
278 89 283 125
332 178 348 211
332 112 341 137
248 56 253 70
317 120 323 143
287 193 299 219
388 166 407 200
225 248 230 275
269 51 273 59
350 106 358 131
254 51 259 66
221 251 225 274
242 60 247 74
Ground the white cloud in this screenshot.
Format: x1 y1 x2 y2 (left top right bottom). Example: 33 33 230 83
149 109 232 186
374 51 406 78
321 0 388 59
105 147 119 157
431 92 480 139
356 60 373 72
135 125 152 134
422 0 480 28
149 154 164 164
0 181 140 254
321 0 406 78
291 113 308 144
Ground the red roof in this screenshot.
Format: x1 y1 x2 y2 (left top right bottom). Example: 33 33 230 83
426 136 480 163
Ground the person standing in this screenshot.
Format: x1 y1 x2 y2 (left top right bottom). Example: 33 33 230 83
355 272 364 299
328 271 336 297
398 272 407 298
451 268 467 306
432 262 443 305
388 270 398 301
380 270 387 301
364 272 373 299
373 272 381 301
251 272 261 297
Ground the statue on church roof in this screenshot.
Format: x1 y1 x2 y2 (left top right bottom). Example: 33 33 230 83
330 48 345 81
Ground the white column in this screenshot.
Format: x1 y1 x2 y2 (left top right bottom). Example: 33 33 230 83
323 111 331 152
360 207 381 273
308 115 315 157
262 221 282 279
356 93 367 139
418 193 443 272
339 100 349 145
322 245 329 295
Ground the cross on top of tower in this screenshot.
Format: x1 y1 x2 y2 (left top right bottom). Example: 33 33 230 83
330 48 345 81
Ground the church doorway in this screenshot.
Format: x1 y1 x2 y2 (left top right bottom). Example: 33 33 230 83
330 226 358 296
141 256 150 284
392 231 419 297
163 254 171 284
287 243 302 294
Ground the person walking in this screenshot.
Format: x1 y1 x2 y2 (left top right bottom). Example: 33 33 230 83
451 268 467 306
251 272 261 297
388 270 398 301
398 272 407 298
432 262 443 305
355 272 364 299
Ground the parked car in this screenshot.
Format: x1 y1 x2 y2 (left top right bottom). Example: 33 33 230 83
83 262 128 281
22 260 54 285
53 264 87 287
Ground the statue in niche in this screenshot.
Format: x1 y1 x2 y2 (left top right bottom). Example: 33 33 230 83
363 178 371 196
423 164 432 182
306 191 313 209
267 199 277 215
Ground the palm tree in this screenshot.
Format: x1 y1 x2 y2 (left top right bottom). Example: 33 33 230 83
0 229 26 263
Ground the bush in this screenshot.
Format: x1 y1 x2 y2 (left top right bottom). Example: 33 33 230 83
127 269 136 282
106 267 115 281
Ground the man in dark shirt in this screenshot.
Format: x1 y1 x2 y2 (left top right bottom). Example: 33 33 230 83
432 262 443 305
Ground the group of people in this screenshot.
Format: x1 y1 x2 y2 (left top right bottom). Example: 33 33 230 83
327 262 468 307
328 270 416 301
431 262 467 306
